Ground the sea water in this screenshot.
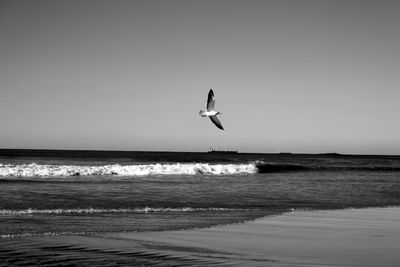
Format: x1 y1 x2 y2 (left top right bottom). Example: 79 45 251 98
1 150 400 238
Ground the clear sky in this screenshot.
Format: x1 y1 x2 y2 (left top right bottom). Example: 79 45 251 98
1 0 399 154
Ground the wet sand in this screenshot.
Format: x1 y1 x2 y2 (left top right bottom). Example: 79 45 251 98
2 207 400 266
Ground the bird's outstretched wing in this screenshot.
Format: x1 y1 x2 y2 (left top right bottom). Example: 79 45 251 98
209 115 224 130
206 89 215 111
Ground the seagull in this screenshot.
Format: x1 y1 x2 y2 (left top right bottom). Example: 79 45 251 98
199 89 224 130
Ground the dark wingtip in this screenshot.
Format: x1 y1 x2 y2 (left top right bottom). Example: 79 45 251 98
207 89 214 100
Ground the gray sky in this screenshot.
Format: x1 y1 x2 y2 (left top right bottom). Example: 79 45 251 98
1 0 399 154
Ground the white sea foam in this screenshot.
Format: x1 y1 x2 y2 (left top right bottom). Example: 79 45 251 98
0 163 257 177
1 231 87 239
0 207 241 215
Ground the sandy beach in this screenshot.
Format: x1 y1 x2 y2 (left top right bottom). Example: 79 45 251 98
2 206 400 266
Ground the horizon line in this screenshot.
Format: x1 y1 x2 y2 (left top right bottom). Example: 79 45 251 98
0 148 398 157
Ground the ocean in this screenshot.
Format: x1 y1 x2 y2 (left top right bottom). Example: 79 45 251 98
1 149 400 239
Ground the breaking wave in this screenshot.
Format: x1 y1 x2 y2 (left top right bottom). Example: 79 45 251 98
0 207 242 215
2 162 397 178
0 163 257 177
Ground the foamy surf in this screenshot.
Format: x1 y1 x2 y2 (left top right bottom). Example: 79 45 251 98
1 231 87 239
0 207 244 215
0 163 257 177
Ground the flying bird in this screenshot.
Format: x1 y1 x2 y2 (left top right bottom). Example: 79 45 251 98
199 89 224 130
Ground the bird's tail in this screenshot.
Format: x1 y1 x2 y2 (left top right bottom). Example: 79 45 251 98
199 110 206 117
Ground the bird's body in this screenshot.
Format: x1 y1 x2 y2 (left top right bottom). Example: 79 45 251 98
199 110 218 117
199 89 224 130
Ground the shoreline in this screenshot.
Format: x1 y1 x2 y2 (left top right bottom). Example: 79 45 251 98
2 206 400 266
